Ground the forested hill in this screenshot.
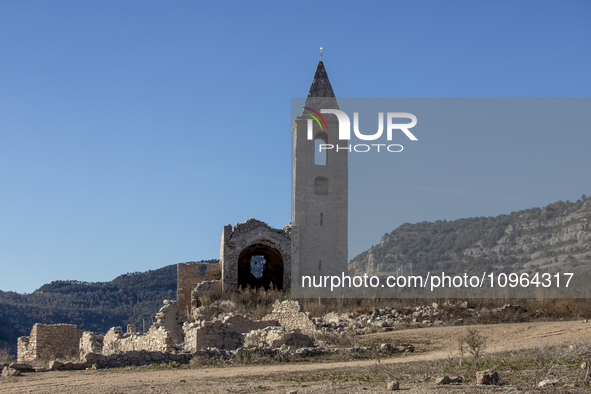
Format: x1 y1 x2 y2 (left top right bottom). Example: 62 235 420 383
0 260 217 352
349 196 591 278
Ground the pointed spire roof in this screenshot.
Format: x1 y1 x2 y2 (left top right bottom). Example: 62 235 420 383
307 61 335 98
303 61 339 111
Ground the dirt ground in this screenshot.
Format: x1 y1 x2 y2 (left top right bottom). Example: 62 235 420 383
2 320 590 394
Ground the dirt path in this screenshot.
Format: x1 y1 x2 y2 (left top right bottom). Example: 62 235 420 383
2 320 590 393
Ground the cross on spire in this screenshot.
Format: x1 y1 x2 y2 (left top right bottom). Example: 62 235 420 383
320 47 323 61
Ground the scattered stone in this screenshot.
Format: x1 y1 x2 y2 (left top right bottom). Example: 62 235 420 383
500 304 525 313
380 343 394 353
48 360 64 370
8 363 33 371
581 361 590 370
435 376 451 385
2 366 22 377
386 380 400 390
287 391 298 394
476 370 499 385
449 376 463 383
80 352 102 365
244 326 311 349
538 379 559 388
399 344 415 353
62 362 73 370
34 367 47 372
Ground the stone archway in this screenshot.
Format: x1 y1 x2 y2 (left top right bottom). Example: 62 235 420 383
237 243 284 290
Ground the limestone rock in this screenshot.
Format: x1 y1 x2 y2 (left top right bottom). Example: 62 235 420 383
435 376 451 385
538 379 559 388
476 370 499 385
581 361 590 369
262 300 317 333
380 343 394 354
48 360 64 370
2 366 21 377
244 326 312 349
8 363 33 371
386 380 400 390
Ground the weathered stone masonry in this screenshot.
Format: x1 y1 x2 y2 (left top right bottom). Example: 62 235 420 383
17 324 83 362
177 261 221 317
220 218 291 292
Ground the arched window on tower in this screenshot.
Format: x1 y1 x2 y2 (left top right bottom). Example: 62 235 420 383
314 131 328 165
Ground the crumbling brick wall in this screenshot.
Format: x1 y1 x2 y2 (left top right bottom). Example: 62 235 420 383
177 262 221 316
17 323 83 362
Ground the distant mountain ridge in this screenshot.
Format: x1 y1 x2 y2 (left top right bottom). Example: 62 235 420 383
349 196 591 278
0 260 217 352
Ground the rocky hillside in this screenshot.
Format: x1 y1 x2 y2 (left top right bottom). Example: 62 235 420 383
349 196 591 277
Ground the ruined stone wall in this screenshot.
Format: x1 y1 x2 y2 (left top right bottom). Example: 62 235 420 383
177 262 221 316
79 332 103 356
183 320 241 351
81 349 191 369
102 325 174 355
17 323 83 362
263 300 317 334
16 337 32 363
155 300 184 344
221 314 278 334
243 326 312 348
220 218 291 291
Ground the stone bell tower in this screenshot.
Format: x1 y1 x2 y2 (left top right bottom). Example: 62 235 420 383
291 61 348 292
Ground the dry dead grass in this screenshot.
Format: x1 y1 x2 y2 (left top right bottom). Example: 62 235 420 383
0 346 14 364
195 285 591 324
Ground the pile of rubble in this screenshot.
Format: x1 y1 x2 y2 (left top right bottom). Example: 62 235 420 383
244 326 312 348
315 302 533 335
8 298 532 375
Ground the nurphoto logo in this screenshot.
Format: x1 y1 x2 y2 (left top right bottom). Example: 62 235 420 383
304 108 418 153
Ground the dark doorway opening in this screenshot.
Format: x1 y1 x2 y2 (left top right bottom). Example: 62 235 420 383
237 243 284 290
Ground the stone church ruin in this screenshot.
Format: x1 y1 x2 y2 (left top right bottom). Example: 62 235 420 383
14 60 350 369
176 58 348 308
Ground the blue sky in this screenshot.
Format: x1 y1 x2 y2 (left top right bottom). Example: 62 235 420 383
1 1 590 293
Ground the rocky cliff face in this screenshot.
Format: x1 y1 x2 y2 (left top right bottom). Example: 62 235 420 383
349 197 591 277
